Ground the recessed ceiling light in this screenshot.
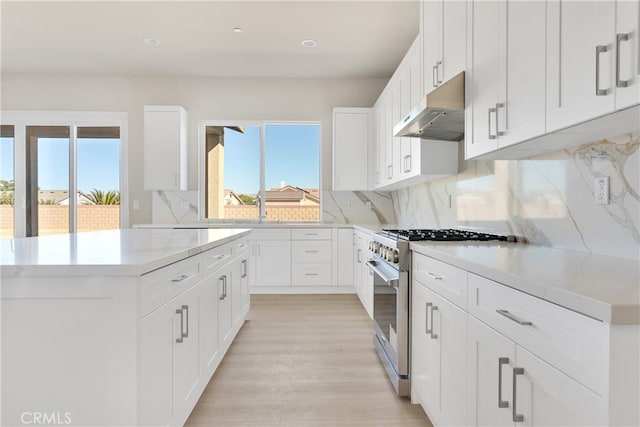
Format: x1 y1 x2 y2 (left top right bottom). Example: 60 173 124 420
233 27 243 33
143 37 160 46
301 39 318 48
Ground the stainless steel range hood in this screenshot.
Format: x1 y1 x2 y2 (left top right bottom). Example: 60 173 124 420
393 71 465 141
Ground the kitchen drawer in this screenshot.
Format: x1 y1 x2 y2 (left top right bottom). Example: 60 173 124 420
250 228 291 240
292 263 332 286
291 241 332 263
468 273 608 395
291 228 332 240
140 256 201 316
201 243 233 272
412 253 468 309
232 237 249 256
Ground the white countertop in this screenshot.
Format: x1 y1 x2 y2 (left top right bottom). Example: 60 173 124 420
410 241 640 324
134 222 354 229
1 228 250 277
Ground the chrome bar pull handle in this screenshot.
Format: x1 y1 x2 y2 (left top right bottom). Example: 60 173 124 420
172 274 189 282
176 308 184 343
403 155 411 173
433 64 439 88
182 305 189 338
616 33 630 88
219 276 226 300
425 302 433 337
223 275 228 299
498 357 510 408
426 272 444 280
596 45 610 96
496 103 505 136
436 61 443 84
241 259 247 278
488 107 497 140
496 309 533 326
512 367 525 422
430 305 438 339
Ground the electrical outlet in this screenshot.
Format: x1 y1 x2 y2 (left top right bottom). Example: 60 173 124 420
594 176 610 205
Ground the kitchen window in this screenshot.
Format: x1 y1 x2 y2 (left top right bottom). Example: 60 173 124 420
200 122 320 222
1 111 128 238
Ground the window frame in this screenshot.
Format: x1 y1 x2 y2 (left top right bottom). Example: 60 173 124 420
197 120 322 223
1 111 129 237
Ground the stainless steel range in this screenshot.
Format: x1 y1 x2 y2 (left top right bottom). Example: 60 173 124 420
367 228 514 396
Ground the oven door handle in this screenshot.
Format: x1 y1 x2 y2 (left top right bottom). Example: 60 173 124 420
366 260 399 287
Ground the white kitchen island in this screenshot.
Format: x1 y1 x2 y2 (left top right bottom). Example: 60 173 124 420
1 228 251 426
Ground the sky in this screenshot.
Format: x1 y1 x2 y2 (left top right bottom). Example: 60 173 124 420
0 136 120 193
224 124 320 195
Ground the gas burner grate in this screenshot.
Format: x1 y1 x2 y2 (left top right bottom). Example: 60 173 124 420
380 229 514 242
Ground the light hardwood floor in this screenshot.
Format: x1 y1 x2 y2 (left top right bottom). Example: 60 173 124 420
186 294 432 427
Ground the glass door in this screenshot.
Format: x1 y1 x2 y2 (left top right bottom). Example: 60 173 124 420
0 125 15 238
26 126 70 236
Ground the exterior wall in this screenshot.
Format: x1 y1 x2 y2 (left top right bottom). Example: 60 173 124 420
0 205 119 238
223 205 319 221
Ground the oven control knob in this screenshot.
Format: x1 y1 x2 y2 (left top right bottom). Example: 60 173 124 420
381 247 387 258
392 250 399 264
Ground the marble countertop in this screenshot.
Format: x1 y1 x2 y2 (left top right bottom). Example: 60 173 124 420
410 241 640 324
134 222 354 229
1 228 251 277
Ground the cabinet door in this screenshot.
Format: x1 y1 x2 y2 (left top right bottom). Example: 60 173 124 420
139 282 200 427
374 100 385 187
139 298 179 426
333 109 370 191
432 287 468 426
442 0 467 83
173 285 200 417
337 228 354 287
199 273 219 374
218 267 234 349
514 346 606 426
466 0 500 158
401 39 422 178
411 282 440 419
144 106 187 191
546 1 616 132
467 316 516 427
616 0 640 109
232 256 249 329
498 0 546 148
423 0 443 93
254 240 291 286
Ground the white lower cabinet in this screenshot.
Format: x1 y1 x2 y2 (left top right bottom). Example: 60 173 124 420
353 229 373 317
411 251 635 427
412 277 467 427
467 316 605 427
139 238 251 426
140 277 201 427
253 239 292 287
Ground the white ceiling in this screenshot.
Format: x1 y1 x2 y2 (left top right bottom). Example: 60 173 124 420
1 0 420 79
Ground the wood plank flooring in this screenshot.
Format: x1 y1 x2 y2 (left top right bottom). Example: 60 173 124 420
186 294 432 427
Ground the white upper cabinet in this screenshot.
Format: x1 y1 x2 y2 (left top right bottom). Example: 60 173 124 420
466 0 546 159
616 0 640 109
332 108 372 191
372 35 458 191
546 1 617 131
422 0 466 95
144 105 188 191
546 0 640 132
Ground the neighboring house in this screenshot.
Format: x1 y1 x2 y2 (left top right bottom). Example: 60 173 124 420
263 185 320 206
224 189 245 206
38 190 93 205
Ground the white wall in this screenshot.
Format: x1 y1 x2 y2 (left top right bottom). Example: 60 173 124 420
1 73 387 224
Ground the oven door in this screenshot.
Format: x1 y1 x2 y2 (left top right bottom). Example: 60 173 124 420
367 259 409 378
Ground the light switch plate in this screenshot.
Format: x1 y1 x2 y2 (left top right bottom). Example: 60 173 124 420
594 176 609 205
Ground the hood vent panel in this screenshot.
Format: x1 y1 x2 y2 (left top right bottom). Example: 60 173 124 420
393 71 465 141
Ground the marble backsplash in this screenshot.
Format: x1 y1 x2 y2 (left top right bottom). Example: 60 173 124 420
151 189 396 226
393 131 640 259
